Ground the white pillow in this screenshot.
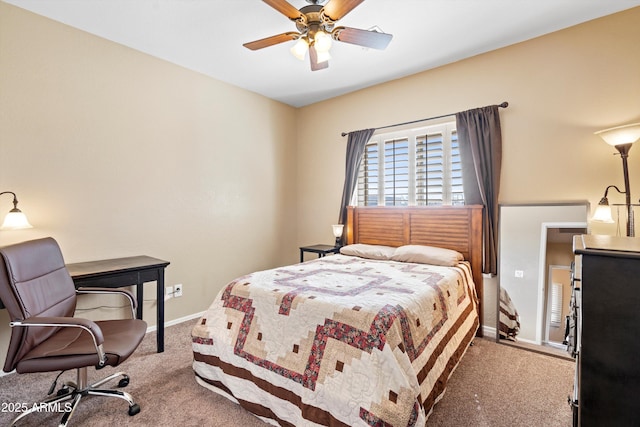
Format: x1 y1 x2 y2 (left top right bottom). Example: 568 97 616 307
391 245 464 266
339 244 396 260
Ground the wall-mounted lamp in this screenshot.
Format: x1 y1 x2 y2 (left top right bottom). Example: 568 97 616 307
332 224 344 247
592 122 640 236
0 191 33 230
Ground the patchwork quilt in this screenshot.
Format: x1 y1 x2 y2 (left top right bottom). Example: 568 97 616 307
192 254 479 426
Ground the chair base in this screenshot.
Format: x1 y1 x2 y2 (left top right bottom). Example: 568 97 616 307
10 367 140 427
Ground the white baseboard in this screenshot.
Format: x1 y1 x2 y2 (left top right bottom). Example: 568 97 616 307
483 325 497 339
513 336 540 346
482 326 543 346
146 311 205 334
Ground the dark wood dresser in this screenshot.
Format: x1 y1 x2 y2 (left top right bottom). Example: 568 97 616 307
571 235 640 426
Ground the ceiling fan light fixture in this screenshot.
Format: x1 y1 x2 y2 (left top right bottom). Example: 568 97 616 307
290 37 309 61
314 30 332 52
245 0 393 71
315 49 331 64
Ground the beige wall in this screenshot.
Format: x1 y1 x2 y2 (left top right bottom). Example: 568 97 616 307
0 2 298 363
295 7 640 331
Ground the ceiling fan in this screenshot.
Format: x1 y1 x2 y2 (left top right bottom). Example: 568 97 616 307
243 0 393 71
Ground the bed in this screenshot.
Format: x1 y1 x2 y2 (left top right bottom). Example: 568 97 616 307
192 205 484 426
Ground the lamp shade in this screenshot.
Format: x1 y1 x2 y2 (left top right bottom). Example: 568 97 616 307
315 49 331 64
1 210 33 230
0 191 33 230
332 224 344 238
595 122 640 146
591 203 615 224
290 38 308 61
314 31 332 53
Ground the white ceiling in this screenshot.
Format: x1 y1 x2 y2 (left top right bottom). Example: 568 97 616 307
5 0 640 107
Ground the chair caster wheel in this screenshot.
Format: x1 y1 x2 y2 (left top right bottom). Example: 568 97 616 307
118 376 130 387
56 387 70 397
128 403 141 416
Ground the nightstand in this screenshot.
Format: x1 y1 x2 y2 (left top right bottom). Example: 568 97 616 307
299 244 340 263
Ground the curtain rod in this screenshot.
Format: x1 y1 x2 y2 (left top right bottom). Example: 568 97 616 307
340 101 509 137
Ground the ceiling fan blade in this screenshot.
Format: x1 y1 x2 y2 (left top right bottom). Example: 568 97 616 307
243 32 299 50
322 0 364 21
262 0 303 20
334 26 392 50
309 45 329 71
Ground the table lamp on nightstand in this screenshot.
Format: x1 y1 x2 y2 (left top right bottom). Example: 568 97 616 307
332 224 344 247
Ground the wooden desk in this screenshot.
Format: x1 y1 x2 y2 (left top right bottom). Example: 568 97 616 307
66 256 170 353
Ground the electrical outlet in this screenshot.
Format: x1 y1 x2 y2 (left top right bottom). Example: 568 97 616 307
515 270 524 278
165 286 174 300
174 284 183 298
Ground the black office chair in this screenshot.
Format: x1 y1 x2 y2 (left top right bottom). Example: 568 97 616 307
0 237 147 426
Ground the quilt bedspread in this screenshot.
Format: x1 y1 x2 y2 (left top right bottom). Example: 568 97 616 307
192 254 479 426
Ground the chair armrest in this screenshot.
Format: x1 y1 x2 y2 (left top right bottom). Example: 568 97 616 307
76 287 137 318
10 316 107 366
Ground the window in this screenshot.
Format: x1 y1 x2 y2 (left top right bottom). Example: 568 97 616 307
357 123 463 206
550 282 563 327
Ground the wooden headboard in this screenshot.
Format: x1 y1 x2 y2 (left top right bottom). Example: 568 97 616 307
346 205 484 334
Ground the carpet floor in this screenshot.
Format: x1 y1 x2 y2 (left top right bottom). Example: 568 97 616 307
0 320 574 426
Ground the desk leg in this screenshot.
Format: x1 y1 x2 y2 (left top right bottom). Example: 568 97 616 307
157 269 165 353
136 283 144 321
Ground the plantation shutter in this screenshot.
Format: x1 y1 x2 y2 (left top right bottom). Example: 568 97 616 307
384 139 409 206
451 130 464 205
550 282 563 327
357 142 379 206
416 132 444 206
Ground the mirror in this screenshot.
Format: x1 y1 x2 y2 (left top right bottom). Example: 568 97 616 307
498 202 589 357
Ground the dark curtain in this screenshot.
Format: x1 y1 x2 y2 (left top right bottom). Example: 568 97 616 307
337 128 376 243
456 105 502 275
